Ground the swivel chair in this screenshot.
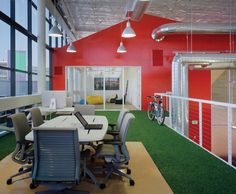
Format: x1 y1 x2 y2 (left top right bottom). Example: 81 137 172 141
29 107 44 127
95 113 135 188
30 127 89 194
6 113 33 185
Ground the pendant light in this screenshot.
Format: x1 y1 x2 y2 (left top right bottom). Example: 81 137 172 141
49 20 63 37
117 41 127 53
67 40 77 53
117 20 127 53
122 20 136 38
48 0 62 37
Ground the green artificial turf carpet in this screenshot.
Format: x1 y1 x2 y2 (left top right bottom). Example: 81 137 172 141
1 110 236 193
96 110 236 194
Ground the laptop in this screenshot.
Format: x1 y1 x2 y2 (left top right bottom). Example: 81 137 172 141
74 111 103 132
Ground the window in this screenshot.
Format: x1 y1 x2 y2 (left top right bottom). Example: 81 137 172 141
16 72 28 96
32 6 38 35
32 41 37 73
0 21 10 68
15 31 28 71
15 0 28 29
0 69 10 97
46 49 50 75
0 0 10 17
32 74 38 94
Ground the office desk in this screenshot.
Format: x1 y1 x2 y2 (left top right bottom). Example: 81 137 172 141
39 107 75 119
25 115 108 142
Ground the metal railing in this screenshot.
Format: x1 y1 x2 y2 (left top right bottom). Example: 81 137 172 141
155 92 236 169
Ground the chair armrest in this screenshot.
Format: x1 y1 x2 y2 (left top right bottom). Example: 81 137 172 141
107 130 119 136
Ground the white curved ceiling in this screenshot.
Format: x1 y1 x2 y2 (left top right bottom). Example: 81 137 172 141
58 0 236 39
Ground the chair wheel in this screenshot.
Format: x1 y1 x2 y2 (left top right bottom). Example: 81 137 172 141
6 178 12 185
129 179 135 186
29 182 38 189
99 183 106 189
127 168 131 175
18 167 24 172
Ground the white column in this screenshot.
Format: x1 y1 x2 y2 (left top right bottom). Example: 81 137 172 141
37 0 46 93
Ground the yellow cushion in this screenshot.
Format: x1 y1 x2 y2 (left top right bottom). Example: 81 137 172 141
86 96 103 105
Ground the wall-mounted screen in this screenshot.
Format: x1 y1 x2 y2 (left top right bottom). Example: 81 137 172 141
94 77 119 90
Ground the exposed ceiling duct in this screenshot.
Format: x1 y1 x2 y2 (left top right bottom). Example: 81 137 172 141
152 23 236 42
130 0 151 21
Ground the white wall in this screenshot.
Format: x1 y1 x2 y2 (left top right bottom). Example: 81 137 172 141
124 67 141 109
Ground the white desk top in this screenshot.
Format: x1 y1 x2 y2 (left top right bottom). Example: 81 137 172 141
25 115 108 142
39 106 74 113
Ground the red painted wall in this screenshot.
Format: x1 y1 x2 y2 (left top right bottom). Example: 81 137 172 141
188 70 211 150
52 15 234 110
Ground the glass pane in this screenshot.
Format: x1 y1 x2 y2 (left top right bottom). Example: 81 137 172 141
16 72 28 96
32 41 37 73
15 31 28 71
105 67 122 110
87 67 105 110
0 0 10 16
15 0 28 29
0 21 10 68
46 76 50 90
46 49 50 76
46 21 50 46
32 74 38 94
0 69 10 97
32 6 38 35
32 0 37 6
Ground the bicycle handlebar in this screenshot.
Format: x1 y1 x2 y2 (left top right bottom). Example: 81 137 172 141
146 95 161 99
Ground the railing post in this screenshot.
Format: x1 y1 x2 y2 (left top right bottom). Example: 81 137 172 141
181 98 185 135
227 106 232 165
199 102 202 146
169 96 172 129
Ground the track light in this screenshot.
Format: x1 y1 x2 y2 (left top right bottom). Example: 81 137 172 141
122 20 136 38
117 41 127 53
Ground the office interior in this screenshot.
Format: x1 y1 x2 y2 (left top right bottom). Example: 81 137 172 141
0 0 236 194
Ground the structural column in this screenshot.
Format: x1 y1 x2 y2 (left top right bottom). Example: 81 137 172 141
37 0 46 93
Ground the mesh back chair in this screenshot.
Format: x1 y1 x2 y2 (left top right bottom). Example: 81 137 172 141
29 107 44 127
31 127 89 194
95 113 135 188
6 113 33 185
74 105 95 115
104 109 129 141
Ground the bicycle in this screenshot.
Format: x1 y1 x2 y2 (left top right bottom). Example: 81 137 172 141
147 95 165 125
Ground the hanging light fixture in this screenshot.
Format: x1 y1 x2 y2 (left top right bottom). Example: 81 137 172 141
49 0 62 37
117 41 127 53
67 40 77 53
122 20 136 38
49 20 63 37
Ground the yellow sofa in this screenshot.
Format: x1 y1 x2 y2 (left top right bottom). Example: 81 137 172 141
86 95 103 105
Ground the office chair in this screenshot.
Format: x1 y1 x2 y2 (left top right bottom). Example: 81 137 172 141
6 113 33 185
95 113 135 188
30 127 89 194
29 107 44 127
74 105 95 115
103 109 129 141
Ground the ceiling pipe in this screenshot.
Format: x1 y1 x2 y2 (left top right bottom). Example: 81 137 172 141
152 23 236 42
130 0 151 21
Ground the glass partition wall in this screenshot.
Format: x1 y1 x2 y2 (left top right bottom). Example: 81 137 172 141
65 66 141 111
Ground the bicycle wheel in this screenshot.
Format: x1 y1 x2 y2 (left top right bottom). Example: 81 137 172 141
156 106 165 125
147 104 155 120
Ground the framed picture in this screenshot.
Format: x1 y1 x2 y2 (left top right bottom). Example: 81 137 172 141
94 77 119 90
